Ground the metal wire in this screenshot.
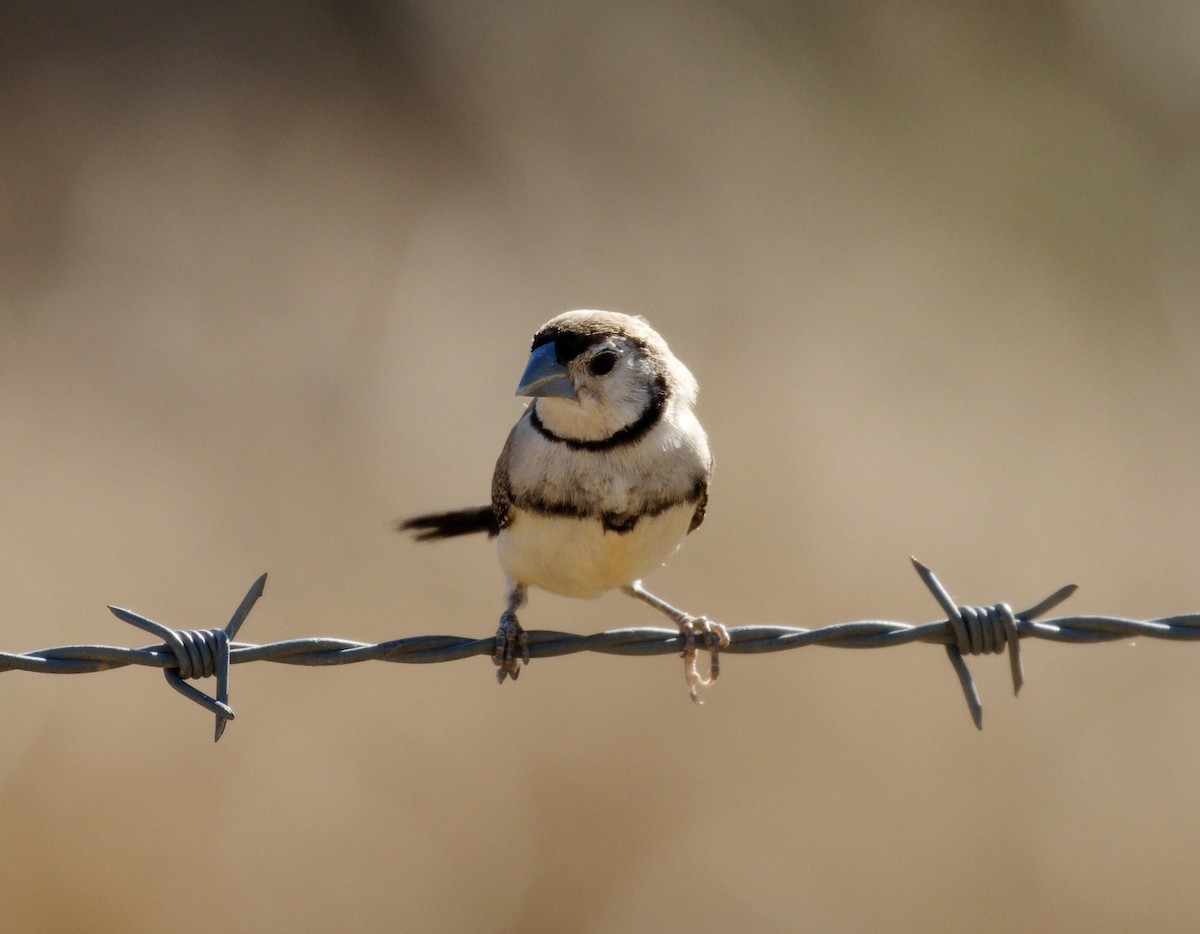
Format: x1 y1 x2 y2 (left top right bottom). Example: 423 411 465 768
3 559 1196 741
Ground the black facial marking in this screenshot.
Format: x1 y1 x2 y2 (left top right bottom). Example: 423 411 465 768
531 326 596 364
557 333 592 364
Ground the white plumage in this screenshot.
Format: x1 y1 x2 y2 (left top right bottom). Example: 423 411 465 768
498 504 698 599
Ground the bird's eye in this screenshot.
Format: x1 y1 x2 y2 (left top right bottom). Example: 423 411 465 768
588 350 618 376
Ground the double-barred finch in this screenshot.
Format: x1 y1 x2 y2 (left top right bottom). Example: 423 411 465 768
400 310 728 702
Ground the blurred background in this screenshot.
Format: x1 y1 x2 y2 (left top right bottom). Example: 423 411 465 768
2 1 1199 931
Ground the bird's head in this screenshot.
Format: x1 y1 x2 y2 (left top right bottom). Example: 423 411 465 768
515 310 696 444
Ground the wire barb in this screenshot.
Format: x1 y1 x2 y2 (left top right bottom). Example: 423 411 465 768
106 573 267 742
910 557 1076 729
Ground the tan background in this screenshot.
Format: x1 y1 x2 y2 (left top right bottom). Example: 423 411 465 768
3 3 1200 931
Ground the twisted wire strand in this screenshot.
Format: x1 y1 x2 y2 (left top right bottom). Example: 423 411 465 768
4 561 1199 740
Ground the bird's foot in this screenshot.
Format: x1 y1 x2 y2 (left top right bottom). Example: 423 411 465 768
677 614 730 704
494 611 529 684
621 582 730 704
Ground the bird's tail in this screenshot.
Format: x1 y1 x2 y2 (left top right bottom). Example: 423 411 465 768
398 506 499 541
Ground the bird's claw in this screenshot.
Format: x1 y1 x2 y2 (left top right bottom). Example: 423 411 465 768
678 614 730 704
494 611 529 684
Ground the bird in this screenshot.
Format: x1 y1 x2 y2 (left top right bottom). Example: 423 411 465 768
399 309 728 702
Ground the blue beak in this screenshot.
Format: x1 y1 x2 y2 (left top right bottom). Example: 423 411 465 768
515 342 577 399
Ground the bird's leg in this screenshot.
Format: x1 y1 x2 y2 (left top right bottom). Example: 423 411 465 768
494 582 529 684
622 580 730 704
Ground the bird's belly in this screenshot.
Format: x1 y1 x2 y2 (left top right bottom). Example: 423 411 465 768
497 504 695 598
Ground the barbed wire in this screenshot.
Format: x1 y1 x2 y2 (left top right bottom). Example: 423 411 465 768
3 558 1197 741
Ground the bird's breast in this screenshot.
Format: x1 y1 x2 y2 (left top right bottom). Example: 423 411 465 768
497 503 695 598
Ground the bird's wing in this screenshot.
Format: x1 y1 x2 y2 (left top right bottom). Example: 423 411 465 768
688 480 708 534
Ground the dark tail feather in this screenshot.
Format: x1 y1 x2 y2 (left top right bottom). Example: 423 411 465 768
398 506 499 541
